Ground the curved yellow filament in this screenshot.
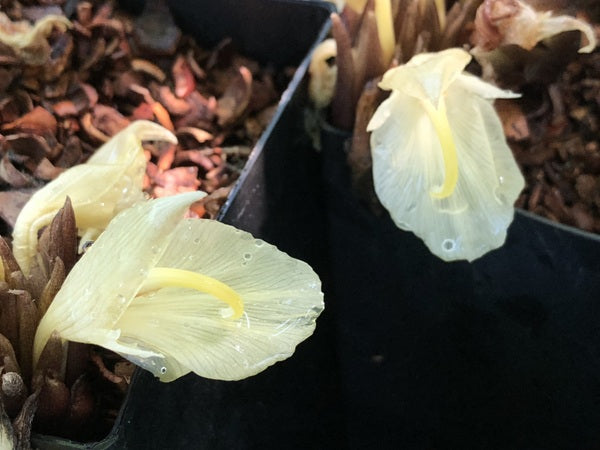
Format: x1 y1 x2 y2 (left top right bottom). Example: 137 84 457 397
140 267 244 320
420 97 458 199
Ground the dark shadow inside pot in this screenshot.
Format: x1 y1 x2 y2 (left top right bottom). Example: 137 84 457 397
321 125 600 449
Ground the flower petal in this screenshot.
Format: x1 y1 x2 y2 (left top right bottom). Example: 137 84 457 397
453 73 520 100
33 191 206 364
12 120 175 275
370 67 524 261
378 48 471 105
113 219 324 381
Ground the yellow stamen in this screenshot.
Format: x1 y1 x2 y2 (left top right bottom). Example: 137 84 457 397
434 0 446 31
140 267 244 320
374 0 395 65
420 97 458 199
346 0 368 13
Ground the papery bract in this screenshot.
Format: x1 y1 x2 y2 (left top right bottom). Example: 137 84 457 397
368 48 525 262
0 13 72 65
471 0 596 53
12 120 176 275
34 192 324 382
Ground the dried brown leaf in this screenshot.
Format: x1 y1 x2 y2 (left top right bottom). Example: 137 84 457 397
217 66 253 126
172 54 196 98
1 106 57 137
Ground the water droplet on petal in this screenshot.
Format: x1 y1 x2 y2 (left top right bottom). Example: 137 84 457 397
442 239 456 252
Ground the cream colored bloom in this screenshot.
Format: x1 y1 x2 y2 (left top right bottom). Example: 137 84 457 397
367 48 525 262
34 192 324 382
12 120 176 275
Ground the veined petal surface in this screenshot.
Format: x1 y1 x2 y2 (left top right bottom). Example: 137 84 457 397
379 48 471 106
33 191 206 364
12 120 175 275
115 219 324 381
369 49 525 261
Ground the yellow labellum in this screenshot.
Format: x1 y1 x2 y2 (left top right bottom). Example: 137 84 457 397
420 97 458 199
140 267 244 320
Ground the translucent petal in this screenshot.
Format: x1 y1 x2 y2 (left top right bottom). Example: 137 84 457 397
454 73 520 100
33 191 206 364
378 48 471 106
113 219 324 381
12 120 175 275
370 74 524 261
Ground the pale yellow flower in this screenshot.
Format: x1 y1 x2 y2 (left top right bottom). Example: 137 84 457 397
367 48 525 262
12 120 176 275
34 192 323 382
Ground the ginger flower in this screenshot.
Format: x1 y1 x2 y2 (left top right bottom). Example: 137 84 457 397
33 192 323 382
12 120 176 276
367 48 525 262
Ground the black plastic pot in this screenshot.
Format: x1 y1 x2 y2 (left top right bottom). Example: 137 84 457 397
32 1 343 449
321 126 600 449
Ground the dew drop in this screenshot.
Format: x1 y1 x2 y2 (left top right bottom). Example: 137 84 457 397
442 239 456 252
193 237 201 244
117 294 127 304
254 239 264 247
160 367 167 374
498 176 505 185
243 253 252 260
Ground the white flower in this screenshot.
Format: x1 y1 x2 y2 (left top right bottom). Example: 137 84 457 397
367 48 525 262
12 120 176 275
33 192 324 382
